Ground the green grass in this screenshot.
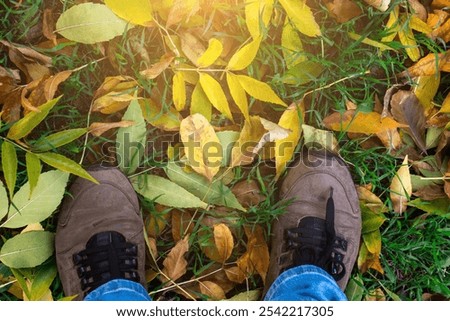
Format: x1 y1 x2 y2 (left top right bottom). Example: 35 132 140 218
1 0 449 301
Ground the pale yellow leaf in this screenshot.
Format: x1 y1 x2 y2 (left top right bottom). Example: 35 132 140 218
231 116 290 167
140 98 181 131
166 0 200 27
104 0 153 26
390 155 412 214
180 32 205 66
348 32 394 51
279 0 321 37
213 223 234 263
275 103 302 178
199 73 233 120
409 15 432 34
173 72 186 111
199 281 226 300
191 83 212 121
197 38 223 68
231 116 266 167
227 36 262 71
363 0 390 11
381 5 400 43
245 0 274 38
162 235 189 282
440 92 450 113
398 20 421 61
302 124 340 153
413 73 440 115
237 75 287 107
281 18 306 68
180 113 223 181
226 72 249 121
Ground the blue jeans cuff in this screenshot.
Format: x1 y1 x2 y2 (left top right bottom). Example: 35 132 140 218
84 279 151 301
264 265 347 301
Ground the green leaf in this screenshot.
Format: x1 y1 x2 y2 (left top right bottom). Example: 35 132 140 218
29 263 57 301
237 75 287 107
363 229 381 254
283 61 324 85
1 141 17 199
0 231 54 269
361 205 386 234
7 97 61 140
1 170 69 229
36 152 97 184
191 83 212 121
197 38 223 68
131 174 208 209
226 289 261 301
32 128 87 152
25 152 42 197
216 131 240 167
0 181 8 222
165 161 245 211
116 99 147 175
408 198 450 216
56 3 131 44
227 36 262 71
345 275 364 301
226 72 249 121
199 73 233 120
279 0 321 37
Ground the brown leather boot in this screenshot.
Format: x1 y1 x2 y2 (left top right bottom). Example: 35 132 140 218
264 149 361 295
55 166 146 300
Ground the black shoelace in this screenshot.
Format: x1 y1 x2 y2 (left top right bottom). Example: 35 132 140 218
284 188 347 281
73 231 140 294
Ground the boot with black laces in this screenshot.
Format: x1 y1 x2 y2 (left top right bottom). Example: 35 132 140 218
264 149 361 295
56 167 146 299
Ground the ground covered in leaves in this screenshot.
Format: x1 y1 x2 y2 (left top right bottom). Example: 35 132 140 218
0 0 449 301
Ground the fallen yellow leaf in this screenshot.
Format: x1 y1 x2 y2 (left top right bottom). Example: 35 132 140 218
180 113 223 181
390 155 412 214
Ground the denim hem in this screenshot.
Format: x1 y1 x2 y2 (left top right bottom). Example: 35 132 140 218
84 279 151 301
264 265 347 301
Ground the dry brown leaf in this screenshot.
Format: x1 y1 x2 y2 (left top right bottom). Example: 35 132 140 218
365 288 386 301
43 70 72 101
171 210 194 242
390 155 412 214
376 128 402 151
432 0 450 10
357 185 388 214
1 89 22 122
224 266 247 284
401 51 450 77
162 235 189 282
180 32 205 66
140 53 175 80
390 90 427 153
213 223 234 263
408 0 427 21
89 120 135 137
166 0 200 27
0 40 52 82
238 225 270 283
231 180 266 207
327 0 362 23
199 281 226 300
42 8 57 45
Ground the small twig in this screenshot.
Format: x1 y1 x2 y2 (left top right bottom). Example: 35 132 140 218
0 136 29 153
303 71 370 98
149 267 223 296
